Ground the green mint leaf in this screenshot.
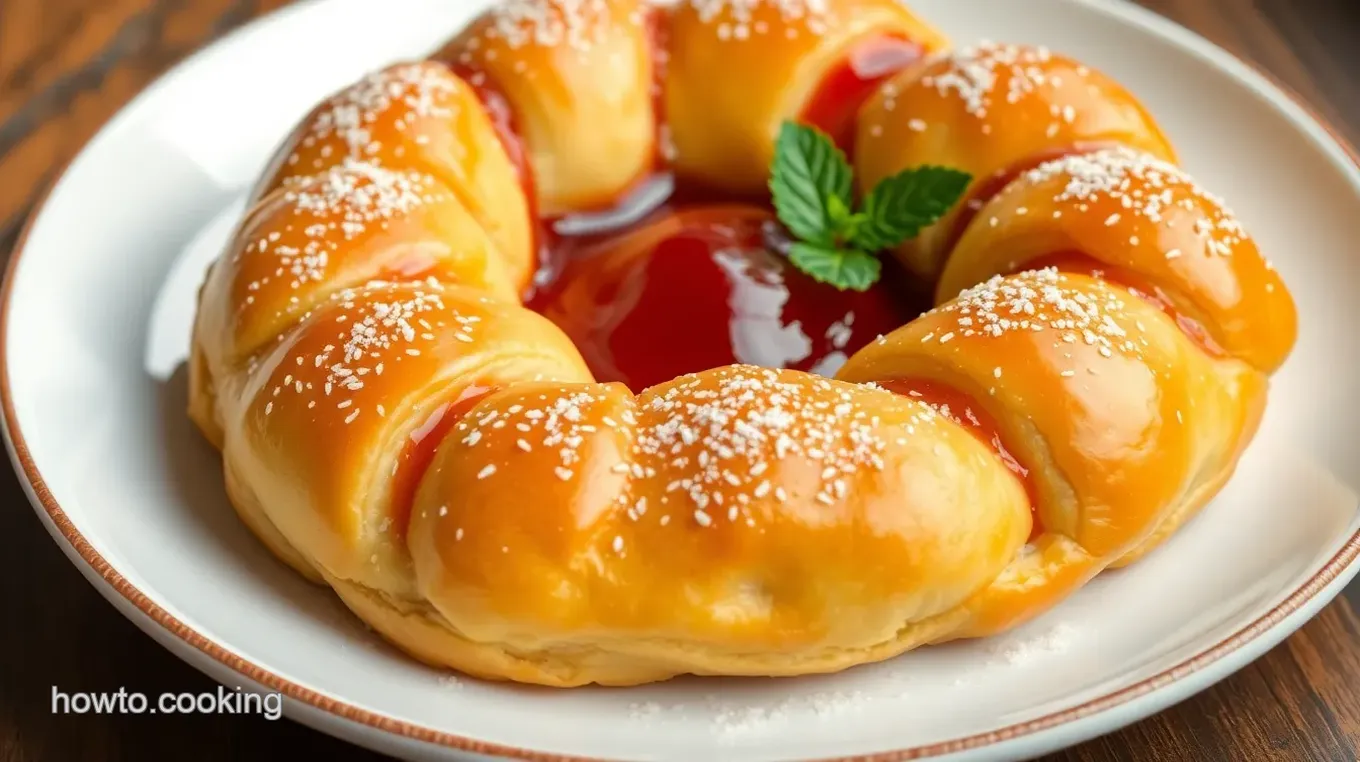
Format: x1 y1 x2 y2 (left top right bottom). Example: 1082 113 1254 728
787 243 882 292
854 166 973 252
841 211 869 242
769 122 854 247
826 194 853 229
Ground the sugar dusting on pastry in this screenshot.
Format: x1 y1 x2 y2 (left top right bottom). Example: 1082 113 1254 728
457 387 608 482
636 366 903 519
867 42 1091 139
241 160 446 304
1019 146 1250 256
921 42 1055 120
931 268 1147 361
285 160 439 224
449 365 949 527
464 0 838 57
263 279 462 423
287 63 459 170
478 0 619 51
686 0 833 38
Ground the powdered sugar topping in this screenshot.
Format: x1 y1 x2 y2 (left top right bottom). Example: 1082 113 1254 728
685 0 833 38
241 160 445 299
456 386 615 485
445 366 945 531
288 63 458 170
283 159 438 222
931 268 1146 362
919 41 1055 120
1019 146 1250 256
263 280 463 424
632 366 913 525
471 0 622 52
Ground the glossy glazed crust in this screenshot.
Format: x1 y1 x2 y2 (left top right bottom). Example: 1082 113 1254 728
434 0 658 215
405 367 1029 684
855 43 1177 281
252 61 534 283
663 0 948 193
224 280 592 599
186 0 1299 688
188 61 535 444
938 146 1298 373
198 165 508 374
836 270 1268 636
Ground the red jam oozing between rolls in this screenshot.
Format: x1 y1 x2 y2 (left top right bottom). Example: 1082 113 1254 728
877 378 1041 538
389 384 497 539
447 41 931 392
802 35 926 152
447 65 560 292
527 203 919 391
1026 252 1227 358
645 5 671 158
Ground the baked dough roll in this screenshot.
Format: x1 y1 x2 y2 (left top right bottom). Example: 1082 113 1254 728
188 161 515 447
837 268 1267 636
435 0 659 214
404 366 1031 686
223 279 591 598
855 43 1176 281
184 0 1302 688
664 0 948 193
937 146 1297 374
249 61 534 290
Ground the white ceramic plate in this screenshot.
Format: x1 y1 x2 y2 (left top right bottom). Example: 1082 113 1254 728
5 0 1360 760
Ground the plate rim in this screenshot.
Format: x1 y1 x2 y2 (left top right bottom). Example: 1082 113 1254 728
3 0 1360 760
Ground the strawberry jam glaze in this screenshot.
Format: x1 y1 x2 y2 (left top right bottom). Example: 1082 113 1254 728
442 30 930 392
528 203 920 390
801 35 926 153
388 384 497 539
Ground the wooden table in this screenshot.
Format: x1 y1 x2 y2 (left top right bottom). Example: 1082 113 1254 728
2 0 1359 759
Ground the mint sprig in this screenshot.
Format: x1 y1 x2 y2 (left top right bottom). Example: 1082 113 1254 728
768 121 972 291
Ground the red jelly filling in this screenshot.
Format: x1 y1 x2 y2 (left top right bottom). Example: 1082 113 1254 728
802 35 926 153
877 378 1041 538
527 204 919 391
388 383 497 539
646 6 672 163
445 37 939 392
1025 252 1226 358
446 65 559 292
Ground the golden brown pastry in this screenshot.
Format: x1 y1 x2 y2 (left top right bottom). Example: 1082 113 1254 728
838 268 1270 637
664 0 948 193
434 0 659 214
188 0 1297 687
405 366 1030 685
252 61 534 276
937 147 1296 373
855 42 1177 281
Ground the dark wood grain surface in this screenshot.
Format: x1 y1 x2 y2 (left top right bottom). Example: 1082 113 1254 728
2 1 1360 760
